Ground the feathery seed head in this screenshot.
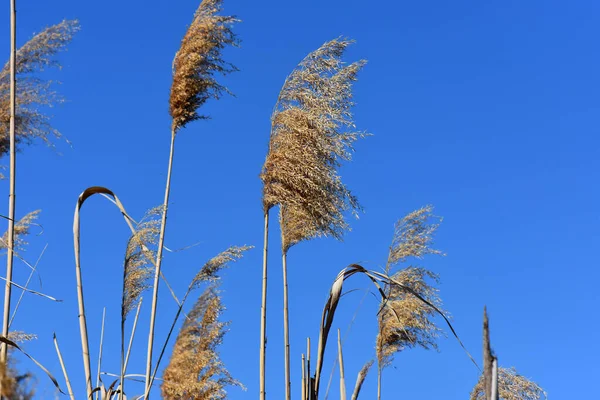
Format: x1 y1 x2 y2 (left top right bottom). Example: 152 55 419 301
376 267 446 368
169 0 238 133
191 245 252 288
261 38 367 251
470 367 546 400
161 285 243 399
1 210 41 252
122 206 162 318
0 20 79 157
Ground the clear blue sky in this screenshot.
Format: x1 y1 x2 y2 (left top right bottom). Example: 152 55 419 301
2 0 598 398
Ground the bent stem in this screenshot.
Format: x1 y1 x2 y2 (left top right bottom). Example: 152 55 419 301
144 130 176 399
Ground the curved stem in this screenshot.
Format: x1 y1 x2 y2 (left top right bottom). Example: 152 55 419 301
260 211 269 400
144 130 176 399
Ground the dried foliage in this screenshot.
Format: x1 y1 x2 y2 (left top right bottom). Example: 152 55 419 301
0 20 78 157
169 0 238 132
122 206 162 318
191 245 252 287
387 205 442 271
350 360 373 400
161 285 242 399
376 267 446 368
470 367 546 400
0 210 40 252
0 334 37 399
260 38 367 251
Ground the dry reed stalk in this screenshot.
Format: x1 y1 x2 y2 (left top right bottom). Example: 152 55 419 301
144 1 237 396
310 264 477 400
375 206 443 400
161 285 243 399
337 330 346 400
53 334 75 400
95 308 106 400
350 360 372 400
261 38 366 400
0 0 18 384
73 186 138 398
483 308 495 400
470 366 546 400
1 17 77 393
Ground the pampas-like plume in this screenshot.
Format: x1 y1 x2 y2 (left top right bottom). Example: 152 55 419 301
146 1 238 395
122 207 161 318
260 38 366 400
161 285 243 399
470 367 546 400
376 206 444 400
0 20 79 157
169 0 238 133
376 267 445 367
0 210 40 252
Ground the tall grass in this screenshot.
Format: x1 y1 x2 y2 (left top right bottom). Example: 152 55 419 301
144 1 238 396
261 38 366 400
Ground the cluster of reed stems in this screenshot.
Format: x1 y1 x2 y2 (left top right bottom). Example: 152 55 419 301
0 0 547 399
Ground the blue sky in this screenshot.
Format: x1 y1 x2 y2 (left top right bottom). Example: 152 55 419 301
2 0 599 398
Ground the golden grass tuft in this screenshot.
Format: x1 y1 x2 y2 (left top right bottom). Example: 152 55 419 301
0 20 78 156
470 367 546 400
261 38 366 251
1 210 40 252
161 285 242 399
387 205 442 269
376 267 446 368
169 0 238 133
122 206 162 318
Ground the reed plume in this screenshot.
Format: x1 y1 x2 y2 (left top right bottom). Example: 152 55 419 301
260 38 366 400
121 206 161 398
0 20 79 157
376 206 444 400
147 245 251 392
145 0 238 396
0 210 40 252
470 367 546 400
161 285 243 399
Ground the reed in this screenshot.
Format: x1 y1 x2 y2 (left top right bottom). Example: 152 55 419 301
261 37 366 400
144 1 238 395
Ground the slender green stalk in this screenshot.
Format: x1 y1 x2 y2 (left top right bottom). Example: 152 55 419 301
282 250 291 400
260 211 269 400
144 130 176 398
1 0 17 384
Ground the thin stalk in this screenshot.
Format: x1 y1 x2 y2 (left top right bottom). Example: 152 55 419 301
282 250 291 400
96 308 106 400
9 244 48 327
491 358 498 400
124 299 143 373
337 330 346 400
1 0 17 381
306 338 311 400
377 365 382 400
53 334 75 400
144 130 176 398
260 211 269 400
301 354 306 400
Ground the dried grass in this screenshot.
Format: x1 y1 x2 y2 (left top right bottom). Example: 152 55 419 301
122 206 162 318
261 38 366 251
0 20 78 157
0 210 40 252
376 267 446 369
161 285 242 399
470 367 546 400
169 0 238 132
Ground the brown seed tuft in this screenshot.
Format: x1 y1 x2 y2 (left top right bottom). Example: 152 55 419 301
169 0 239 133
470 367 546 400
